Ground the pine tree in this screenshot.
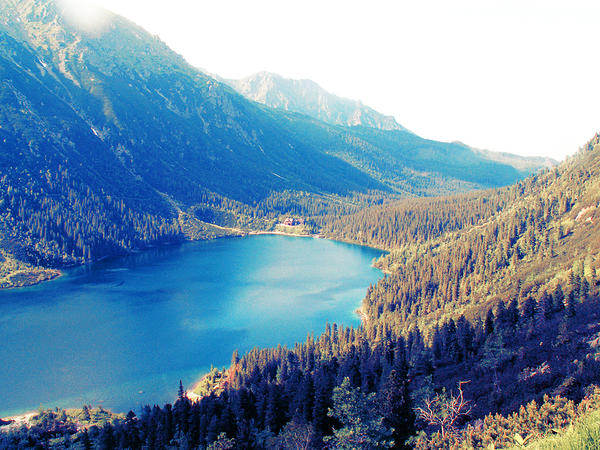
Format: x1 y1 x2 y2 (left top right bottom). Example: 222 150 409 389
81 428 92 450
264 384 282 433
206 415 219 444
565 290 577 318
98 423 116 450
521 297 536 322
581 278 590 301
542 291 554 319
312 381 331 440
82 404 91 421
456 315 474 360
380 369 415 449
325 377 393 449
231 349 240 367
178 380 186 400
553 285 565 312
506 299 519 329
484 309 495 335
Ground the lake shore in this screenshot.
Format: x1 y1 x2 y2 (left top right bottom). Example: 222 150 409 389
184 303 371 404
1 233 383 417
0 266 62 290
0 228 319 291
0 412 36 431
248 230 318 238
0 221 389 292
184 290 372 405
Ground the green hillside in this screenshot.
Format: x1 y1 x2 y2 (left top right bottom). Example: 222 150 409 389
0 0 549 284
2 124 598 447
326 134 600 334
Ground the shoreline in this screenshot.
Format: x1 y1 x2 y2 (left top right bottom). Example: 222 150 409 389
313 234 390 253
184 301 370 404
3 226 382 413
248 230 318 238
0 267 62 290
1 224 389 292
0 229 321 291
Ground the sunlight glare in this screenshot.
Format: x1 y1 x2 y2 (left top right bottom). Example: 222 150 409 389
58 0 111 35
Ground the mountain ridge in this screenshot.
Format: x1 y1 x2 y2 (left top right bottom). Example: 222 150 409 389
225 71 409 132
2 134 599 449
0 0 551 283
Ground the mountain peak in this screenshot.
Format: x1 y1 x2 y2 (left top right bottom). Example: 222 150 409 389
226 71 408 132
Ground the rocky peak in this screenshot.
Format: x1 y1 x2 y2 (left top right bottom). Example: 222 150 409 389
226 71 408 132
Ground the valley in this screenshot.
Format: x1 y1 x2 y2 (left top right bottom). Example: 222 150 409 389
0 235 383 418
1 0 599 449
0 0 550 291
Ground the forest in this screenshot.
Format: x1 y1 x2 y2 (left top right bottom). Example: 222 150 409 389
0 0 552 289
2 137 600 448
1 0 598 447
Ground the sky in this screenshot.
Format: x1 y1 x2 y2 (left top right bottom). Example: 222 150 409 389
80 0 599 160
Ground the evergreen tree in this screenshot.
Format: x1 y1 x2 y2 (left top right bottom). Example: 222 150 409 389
565 290 577 318
178 380 186 400
541 291 554 319
581 278 590 300
81 428 92 450
82 404 91 421
484 309 495 336
325 377 393 449
553 285 565 312
522 297 536 322
380 369 415 449
506 299 519 329
98 423 116 450
312 381 332 441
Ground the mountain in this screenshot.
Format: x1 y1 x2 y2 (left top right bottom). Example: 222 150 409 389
324 135 600 331
0 0 549 280
3 135 599 450
317 133 600 446
227 72 560 175
0 0 384 204
226 71 408 132
470 145 557 173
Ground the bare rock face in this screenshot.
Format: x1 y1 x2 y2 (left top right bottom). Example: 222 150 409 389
227 71 408 132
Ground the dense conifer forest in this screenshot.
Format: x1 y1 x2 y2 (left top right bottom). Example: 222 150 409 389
3 137 600 448
1 0 598 447
0 0 553 288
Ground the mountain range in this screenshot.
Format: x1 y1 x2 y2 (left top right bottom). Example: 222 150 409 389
224 72 556 174
225 71 408 132
3 0 600 447
0 0 552 280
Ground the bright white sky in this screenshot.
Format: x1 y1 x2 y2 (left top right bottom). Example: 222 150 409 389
83 0 599 160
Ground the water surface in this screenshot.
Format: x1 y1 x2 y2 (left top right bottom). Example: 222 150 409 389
0 235 383 417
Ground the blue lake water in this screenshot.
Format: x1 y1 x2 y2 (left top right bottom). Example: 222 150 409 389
0 235 383 417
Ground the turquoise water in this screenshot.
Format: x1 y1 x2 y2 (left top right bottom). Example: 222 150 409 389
0 235 383 417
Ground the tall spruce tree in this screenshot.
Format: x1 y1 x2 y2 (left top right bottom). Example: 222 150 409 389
380 369 415 449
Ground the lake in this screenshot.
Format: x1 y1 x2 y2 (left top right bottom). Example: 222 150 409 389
0 235 383 417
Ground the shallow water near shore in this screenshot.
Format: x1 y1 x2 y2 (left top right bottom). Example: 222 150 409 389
0 235 383 417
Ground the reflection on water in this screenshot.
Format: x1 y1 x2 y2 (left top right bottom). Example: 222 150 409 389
0 235 383 417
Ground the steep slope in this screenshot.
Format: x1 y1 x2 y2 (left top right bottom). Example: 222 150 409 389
0 0 547 279
0 0 535 202
227 71 407 131
0 0 382 204
2 136 599 449
325 134 600 333
227 72 554 191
